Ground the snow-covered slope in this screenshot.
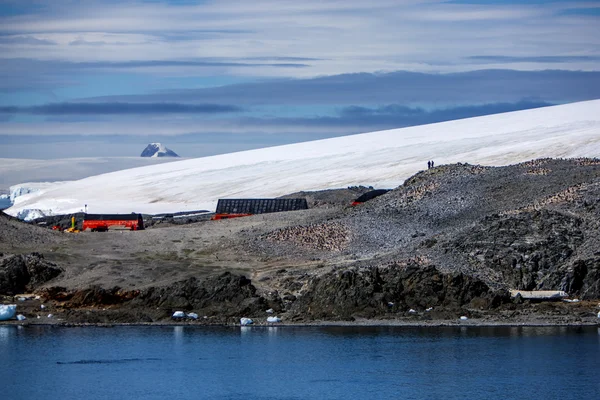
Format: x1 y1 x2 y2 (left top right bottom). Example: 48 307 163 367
0 157 180 192
6 100 600 218
140 143 179 158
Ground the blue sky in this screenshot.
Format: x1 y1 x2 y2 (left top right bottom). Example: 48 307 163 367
0 0 599 158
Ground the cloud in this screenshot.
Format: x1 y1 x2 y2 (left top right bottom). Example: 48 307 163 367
469 55 600 63
85 69 600 106
333 101 554 127
0 102 243 115
0 0 598 79
69 38 123 46
0 100 558 137
0 35 56 45
70 60 309 69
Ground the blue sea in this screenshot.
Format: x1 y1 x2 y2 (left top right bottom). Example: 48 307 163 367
1 325 599 400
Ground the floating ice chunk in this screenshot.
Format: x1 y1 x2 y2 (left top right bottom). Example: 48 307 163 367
16 314 26 321
18 297 26 302
425 307 433 312
266 308 274 314
186 313 198 320
35 296 41 300
563 299 580 303
40 304 46 310
240 317 253 326
267 316 281 323
408 309 417 313
172 311 185 319
597 311 600 318
0 305 17 321
387 302 394 307
47 314 53 318
460 316 468 321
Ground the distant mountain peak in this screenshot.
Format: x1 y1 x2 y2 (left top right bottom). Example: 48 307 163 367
140 143 180 158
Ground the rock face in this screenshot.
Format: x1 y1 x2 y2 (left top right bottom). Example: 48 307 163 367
133 273 272 318
140 143 179 158
0 253 63 295
39 264 509 323
286 264 506 320
449 209 600 298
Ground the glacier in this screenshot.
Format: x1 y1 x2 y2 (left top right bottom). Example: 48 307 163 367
5 100 600 218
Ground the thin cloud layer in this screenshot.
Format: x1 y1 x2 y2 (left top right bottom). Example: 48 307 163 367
83 70 600 106
0 102 242 115
1 0 599 76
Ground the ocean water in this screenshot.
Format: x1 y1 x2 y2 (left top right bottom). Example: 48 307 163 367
1 325 599 400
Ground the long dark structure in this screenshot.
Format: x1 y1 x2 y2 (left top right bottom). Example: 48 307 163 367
213 198 308 220
352 189 391 206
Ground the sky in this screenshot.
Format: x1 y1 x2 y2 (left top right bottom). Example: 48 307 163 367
1 0 599 159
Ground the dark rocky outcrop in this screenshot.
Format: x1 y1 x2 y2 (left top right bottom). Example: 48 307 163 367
556 258 600 299
286 264 508 321
133 272 273 318
39 266 508 323
449 208 600 298
61 286 139 307
0 253 63 295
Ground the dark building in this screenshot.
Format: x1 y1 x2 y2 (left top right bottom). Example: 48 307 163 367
351 189 391 206
213 198 308 219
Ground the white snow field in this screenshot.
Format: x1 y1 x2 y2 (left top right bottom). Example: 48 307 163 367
6 100 600 219
0 157 180 193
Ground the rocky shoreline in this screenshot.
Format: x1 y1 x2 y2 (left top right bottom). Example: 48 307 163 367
2 256 598 327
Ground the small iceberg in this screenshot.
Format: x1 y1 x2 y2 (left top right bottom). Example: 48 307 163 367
597 311 600 318
240 317 253 326
408 309 416 313
0 305 17 321
172 311 186 319
460 316 468 321
47 314 53 319
265 308 274 314
425 307 433 312
186 313 198 320
387 302 394 307
266 316 281 323
16 314 26 321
